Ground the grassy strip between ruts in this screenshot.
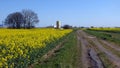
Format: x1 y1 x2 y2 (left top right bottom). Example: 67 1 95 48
33 31 81 68
84 29 120 44
85 34 116 68
98 40 120 58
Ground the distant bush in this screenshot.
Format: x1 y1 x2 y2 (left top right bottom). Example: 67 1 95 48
62 25 72 29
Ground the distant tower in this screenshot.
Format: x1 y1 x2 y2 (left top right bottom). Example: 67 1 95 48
56 21 61 29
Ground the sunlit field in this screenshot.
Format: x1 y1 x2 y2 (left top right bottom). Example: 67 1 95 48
0 28 72 68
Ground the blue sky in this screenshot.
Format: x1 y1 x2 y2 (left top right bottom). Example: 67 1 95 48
0 0 120 27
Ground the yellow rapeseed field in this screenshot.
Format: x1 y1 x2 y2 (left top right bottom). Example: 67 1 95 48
0 28 72 68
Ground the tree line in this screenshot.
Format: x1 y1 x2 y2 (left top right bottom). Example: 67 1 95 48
4 9 39 29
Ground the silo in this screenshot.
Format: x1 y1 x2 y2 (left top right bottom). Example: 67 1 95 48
56 21 61 29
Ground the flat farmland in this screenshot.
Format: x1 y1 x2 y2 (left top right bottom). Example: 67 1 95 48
1 28 120 68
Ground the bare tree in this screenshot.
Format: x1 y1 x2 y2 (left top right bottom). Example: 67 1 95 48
12 12 24 28
22 9 39 28
4 9 39 29
4 13 14 28
4 12 23 28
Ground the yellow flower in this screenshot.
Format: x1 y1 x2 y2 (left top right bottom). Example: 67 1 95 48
0 28 72 67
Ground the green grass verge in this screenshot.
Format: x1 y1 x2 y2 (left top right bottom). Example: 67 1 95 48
34 31 81 68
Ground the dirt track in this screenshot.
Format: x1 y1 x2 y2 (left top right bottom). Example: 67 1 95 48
77 30 120 68
77 30 104 68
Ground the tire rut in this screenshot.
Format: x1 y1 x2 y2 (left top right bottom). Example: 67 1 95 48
100 40 120 51
82 30 120 67
91 38 120 67
77 30 104 68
